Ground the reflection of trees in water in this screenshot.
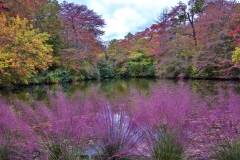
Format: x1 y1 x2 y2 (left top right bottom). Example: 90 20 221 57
0 78 157 103
0 79 239 110
189 80 240 109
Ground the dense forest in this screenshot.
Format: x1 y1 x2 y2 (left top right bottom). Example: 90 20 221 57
0 0 240 86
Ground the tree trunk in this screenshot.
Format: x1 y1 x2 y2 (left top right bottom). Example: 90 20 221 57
187 13 197 46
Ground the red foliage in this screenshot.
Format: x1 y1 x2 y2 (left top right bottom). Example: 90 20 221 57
60 1 105 50
0 2 8 11
229 15 240 46
60 1 105 66
194 0 240 77
1 0 47 18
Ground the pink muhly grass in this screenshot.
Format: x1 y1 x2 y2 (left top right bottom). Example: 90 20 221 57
129 83 196 133
0 100 37 159
183 87 240 159
3 89 109 159
31 90 109 157
124 83 204 158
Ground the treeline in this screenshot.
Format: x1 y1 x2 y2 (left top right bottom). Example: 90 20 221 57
0 0 106 85
0 0 240 86
106 0 240 79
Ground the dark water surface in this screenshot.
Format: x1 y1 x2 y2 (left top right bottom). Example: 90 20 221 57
1 79 239 103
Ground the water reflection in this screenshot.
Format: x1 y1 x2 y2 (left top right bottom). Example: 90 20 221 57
0 79 239 104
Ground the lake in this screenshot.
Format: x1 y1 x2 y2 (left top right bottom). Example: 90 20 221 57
0 79 240 159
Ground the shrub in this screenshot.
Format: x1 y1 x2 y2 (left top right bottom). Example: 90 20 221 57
149 128 185 160
98 60 114 78
29 68 72 84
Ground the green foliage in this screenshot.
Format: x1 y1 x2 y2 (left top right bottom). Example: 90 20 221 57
35 0 63 38
178 14 186 22
46 71 61 83
151 131 185 160
35 0 64 59
191 0 205 13
157 61 182 78
198 65 220 78
78 61 99 80
98 60 114 78
211 140 240 160
46 143 83 160
29 68 72 84
29 73 46 84
47 143 63 160
125 51 155 77
147 65 155 77
183 66 198 78
113 67 129 78
127 62 143 77
0 145 10 160
47 34 65 55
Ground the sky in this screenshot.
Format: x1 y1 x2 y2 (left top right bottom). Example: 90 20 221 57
58 0 189 41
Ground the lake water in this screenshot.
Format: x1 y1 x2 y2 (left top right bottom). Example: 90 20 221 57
2 78 239 102
0 79 239 159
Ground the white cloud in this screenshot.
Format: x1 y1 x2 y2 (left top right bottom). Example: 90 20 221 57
103 7 147 39
59 0 189 40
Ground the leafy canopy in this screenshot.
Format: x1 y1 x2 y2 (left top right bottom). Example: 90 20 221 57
0 15 53 84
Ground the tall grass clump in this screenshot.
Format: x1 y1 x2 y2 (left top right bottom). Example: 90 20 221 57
94 105 142 160
150 129 184 160
211 139 240 160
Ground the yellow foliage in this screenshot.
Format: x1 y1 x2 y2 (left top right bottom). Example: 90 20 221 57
0 15 53 84
232 47 240 65
98 53 106 59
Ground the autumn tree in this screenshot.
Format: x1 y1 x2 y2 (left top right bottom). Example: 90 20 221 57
229 14 240 65
60 1 105 50
195 0 240 78
1 0 63 55
34 0 64 68
142 25 197 77
35 0 62 38
141 0 240 79
139 11 197 78
58 1 105 79
106 32 155 77
156 7 169 23
186 0 205 46
166 0 205 46
0 15 53 84
131 0 203 78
